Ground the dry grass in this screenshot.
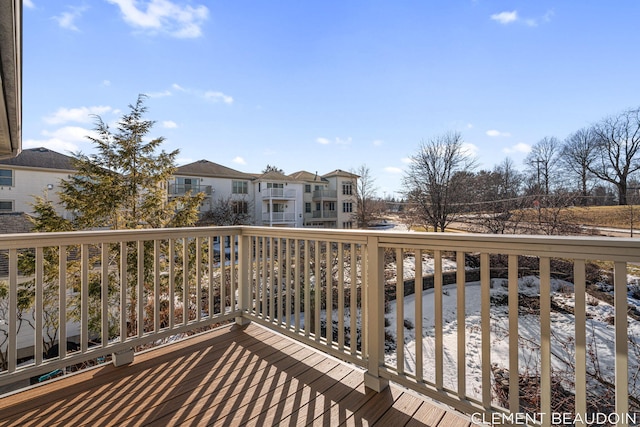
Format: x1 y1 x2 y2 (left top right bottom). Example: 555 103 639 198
518 205 640 230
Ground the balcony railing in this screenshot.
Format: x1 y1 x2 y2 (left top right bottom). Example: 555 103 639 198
261 188 296 199
168 184 212 196
312 210 337 219
1 227 638 425
312 189 337 200
261 212 296 223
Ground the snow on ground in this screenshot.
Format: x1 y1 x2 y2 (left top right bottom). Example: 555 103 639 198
386 253 459 282
383 275 640 405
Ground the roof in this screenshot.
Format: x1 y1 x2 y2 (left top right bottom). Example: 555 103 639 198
322 169 359 178
254 170 293 181
0 0 22 159
0 147 75 171
288 170 328 183
175 160 254 180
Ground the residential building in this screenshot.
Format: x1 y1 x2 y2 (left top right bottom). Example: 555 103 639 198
0 147 75 218
171 162 359 229
322 169 359 229
253 170 303 227
171 159 255 218
0 147 358 230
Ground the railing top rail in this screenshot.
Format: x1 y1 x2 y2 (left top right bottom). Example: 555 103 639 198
0 225 638 259
375 231 640 260
0 226 243 249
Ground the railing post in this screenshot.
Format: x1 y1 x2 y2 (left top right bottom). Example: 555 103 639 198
364 235 389 392
236 230 251 326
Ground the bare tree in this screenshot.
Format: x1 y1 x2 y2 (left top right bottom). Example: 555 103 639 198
524 136 561 196
198 196 253 226
589 107 640 205
560 128 598 205
470 159 526 234
403 132 477 232
352 164 379 228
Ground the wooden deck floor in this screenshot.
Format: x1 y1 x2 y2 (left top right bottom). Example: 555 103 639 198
0 323 471 426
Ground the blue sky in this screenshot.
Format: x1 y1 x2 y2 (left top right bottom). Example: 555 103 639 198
22 1 640 198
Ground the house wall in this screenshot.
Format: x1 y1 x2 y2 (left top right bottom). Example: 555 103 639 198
324 174 357 229
253 180 304 227
172 175 255 219
0 166 73 218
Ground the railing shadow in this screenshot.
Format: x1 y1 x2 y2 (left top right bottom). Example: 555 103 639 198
0 323 459 426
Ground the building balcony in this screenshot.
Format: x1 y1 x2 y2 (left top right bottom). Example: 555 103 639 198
261 212 296 224
262 188 296 199
312 210 337 219
168 183 213 196
0 227 638 425
312 189 337 201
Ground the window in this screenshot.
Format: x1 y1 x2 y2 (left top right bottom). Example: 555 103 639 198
305 184 311 193
315 202 321 211
342 221 353 229
343 202 353 213
232 180 248 194
267 203 285 213
266 182 284 189
0 169 13 186
342 181 353 195
232 201 248 214
305 202 311 213
0 200 13 212
326 202 336 211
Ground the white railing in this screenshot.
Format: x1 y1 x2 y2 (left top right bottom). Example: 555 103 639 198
312 189 337 199
1 226 639 426
261 212 296 223
0 227 242 389
262 188 297 199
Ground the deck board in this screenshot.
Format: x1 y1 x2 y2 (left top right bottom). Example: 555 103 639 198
0 323 470 427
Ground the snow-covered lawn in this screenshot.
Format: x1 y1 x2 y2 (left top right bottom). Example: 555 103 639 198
384 274 640 409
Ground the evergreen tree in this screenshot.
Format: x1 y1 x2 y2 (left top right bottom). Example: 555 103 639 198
38 94 204 231
25 95 206 346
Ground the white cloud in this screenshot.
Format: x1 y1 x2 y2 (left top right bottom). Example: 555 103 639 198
42 126 95 142
372 140 384 147
172 83 186 91
162 120 178 129
316 136 352 146
503 142 532 154
486 129 511 137
461 142 479 157
102 80 111 87
401 157 413 164
466 123 474 129
53 6 89 31
204 91 233 104
491 10 518 24
232 156 246 165
106 0 209 39
543 9 555 23
384 167 403 174
24 126 97 153
24 0 35 9
147 90 172 98
24 138 78 153
491 9 553 27
176 157 193 165
44 106 112 125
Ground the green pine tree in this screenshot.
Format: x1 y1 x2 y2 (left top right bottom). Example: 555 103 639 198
24 95 207 347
